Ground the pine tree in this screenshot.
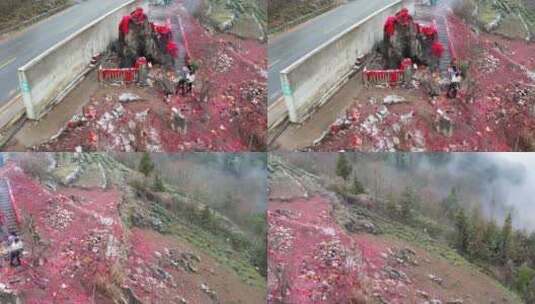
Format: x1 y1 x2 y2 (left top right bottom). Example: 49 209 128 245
482 219 500 263
220 192 236 219
351 175 365 195
442 187 460 220
386 191 398 219
138 152 155 177
467 206 484 259
336 154 352 181
526 276 535 303
455 208 469 254
528 232 535 268
200 205 213 229
400 186 415 222
501 212 513 264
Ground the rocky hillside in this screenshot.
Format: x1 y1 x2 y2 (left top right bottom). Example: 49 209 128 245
0 153 265 304
186 0 267 40
268 154 524 303
454 0 535 40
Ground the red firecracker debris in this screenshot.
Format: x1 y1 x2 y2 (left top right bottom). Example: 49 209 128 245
166 41 179 58
432 41 445 57
384 16 397 37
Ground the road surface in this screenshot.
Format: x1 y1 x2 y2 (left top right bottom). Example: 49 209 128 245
268 0 397 104
0 0 135 106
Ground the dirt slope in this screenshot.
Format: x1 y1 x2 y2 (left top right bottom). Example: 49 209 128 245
0 157 265 303
267 157 521 304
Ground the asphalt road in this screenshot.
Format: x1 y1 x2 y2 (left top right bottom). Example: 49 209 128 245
0 0 135 106
268 0 397 104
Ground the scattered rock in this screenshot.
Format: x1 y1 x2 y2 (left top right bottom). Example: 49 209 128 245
436 109 453 137
45 204 74 230
200 283 218 302
345 218 379 235
383 95 406 105
170 108 187 134
383 265 410 283
386 247 419 266
119 93 143 103
417 289 430 299
214 51 234 73
428 273 443 286
0 284 20 304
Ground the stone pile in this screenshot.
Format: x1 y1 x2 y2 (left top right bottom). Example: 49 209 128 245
163 248 201 273
214 52 234 73
239 80 266 105
344 218 378 234
428 273 444 286
383 265 410 283
383 95 407 105
82 231 105 254
45 205 74 230
436 109 454 137
385 247 419 266
269 225 294 253
314 239 346 268
480 53 500 73
200 283 218 302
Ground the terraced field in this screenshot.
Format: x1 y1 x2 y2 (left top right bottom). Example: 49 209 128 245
203 0 267 39
496 0 535 36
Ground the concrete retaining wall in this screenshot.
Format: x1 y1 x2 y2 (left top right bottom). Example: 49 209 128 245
280 0 414 123
17 0 139 119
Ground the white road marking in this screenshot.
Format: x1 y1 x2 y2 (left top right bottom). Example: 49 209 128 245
0 57 16 71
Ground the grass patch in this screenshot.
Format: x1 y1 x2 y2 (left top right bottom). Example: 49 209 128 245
0 0 72 31
478 1 500 25
128 180 265 289
345 204 523 303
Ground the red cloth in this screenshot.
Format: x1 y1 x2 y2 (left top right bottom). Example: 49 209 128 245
421 24 437 38
119 15 131 35
384 16 396 37
131 7 146 24
166 41 178 58
395 8 411 26
134 57 148 68
154 24 171 35
432 41 445 57
87 131 98 145
390 71 398 83
400 58 413 70
119 8 146 35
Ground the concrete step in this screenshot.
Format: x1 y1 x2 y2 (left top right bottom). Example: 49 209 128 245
0 178 18 234
433 17 452 74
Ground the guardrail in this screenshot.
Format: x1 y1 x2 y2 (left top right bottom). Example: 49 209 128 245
363 68 404 86
280 0 410 123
